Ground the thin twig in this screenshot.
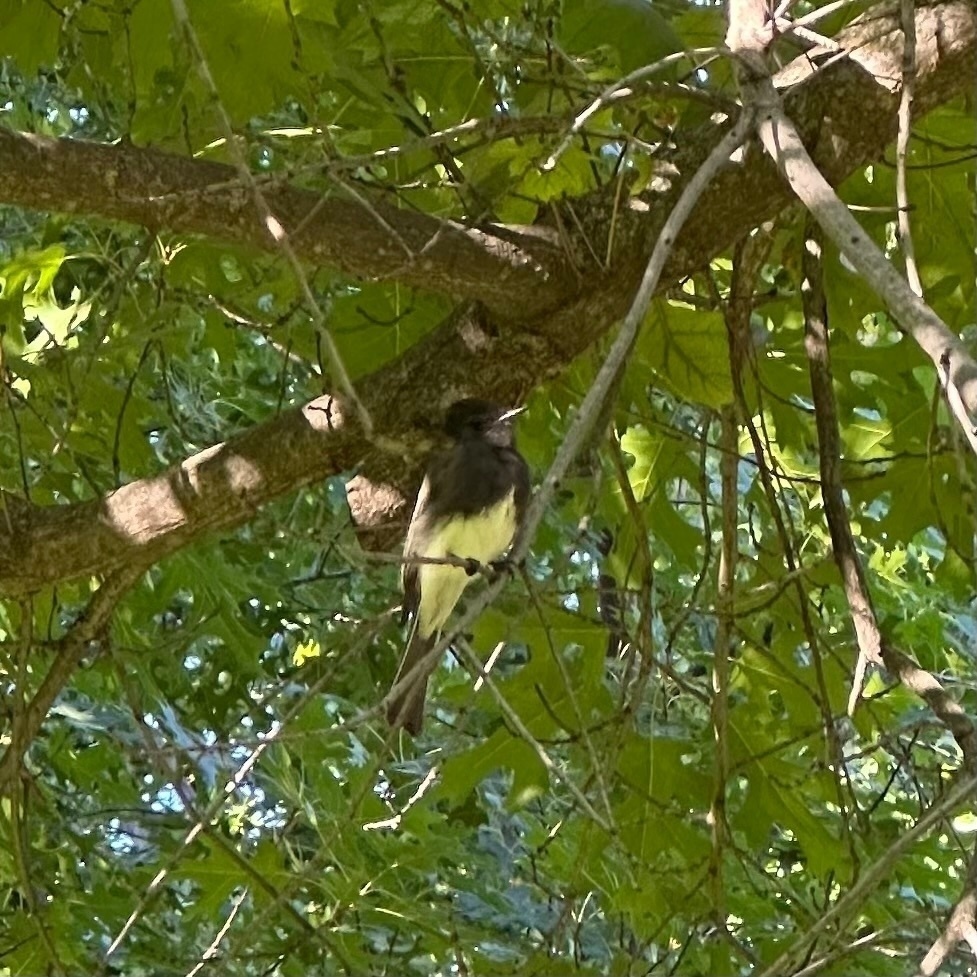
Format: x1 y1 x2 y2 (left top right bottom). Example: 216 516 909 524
520 567 616 826
453 637 614 833
167 0 373 438
112 666 326 961
918 843 977 975
800 221 883 712
709 405 738 929
0 566 144 793
788 0 864 32
895 0 923 297
518 111 755 563
799 171 976 772
727 228 861 867
99 614 399 974
364 551 505 572
184 888 249 977
742 65 977 454
8 598 67 975
757 772 977 977
542 47 726 172
362 765 440 831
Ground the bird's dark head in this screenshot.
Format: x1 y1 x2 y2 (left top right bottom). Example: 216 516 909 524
444 398 524 446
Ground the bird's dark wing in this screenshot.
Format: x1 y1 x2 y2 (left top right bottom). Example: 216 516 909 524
400 450 468 622
401 472 431 625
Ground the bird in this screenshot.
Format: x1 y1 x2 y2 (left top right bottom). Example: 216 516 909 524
385 398 531 735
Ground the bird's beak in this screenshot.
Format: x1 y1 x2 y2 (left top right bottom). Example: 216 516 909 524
498 406 526 423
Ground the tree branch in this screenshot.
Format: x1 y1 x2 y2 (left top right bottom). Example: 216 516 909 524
918 842 977 975
0 565 144 792
801 220 977 768
0 0 972 334
0 0 974 597
734 18 977 447
757 771 977 977
0 128 576 324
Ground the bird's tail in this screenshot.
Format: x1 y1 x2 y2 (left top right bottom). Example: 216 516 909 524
386 623 437 735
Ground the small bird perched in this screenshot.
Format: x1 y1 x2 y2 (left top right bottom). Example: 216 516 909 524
386 399 531 735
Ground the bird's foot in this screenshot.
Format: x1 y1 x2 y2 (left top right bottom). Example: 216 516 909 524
488 557 521 579
449 554 521 580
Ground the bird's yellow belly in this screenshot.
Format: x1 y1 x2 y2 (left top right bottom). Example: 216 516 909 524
416 492 517 636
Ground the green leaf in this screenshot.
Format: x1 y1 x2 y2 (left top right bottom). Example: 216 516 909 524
560 0 685 74
638 300 734 407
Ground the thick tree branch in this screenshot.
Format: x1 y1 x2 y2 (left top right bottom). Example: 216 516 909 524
0 0 972 340
0 301 563 596
0 0 974 597
0 128 576 324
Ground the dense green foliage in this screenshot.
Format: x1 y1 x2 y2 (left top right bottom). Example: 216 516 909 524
0 0 975 975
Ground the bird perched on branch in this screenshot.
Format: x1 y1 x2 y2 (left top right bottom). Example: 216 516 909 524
386 398 530 735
